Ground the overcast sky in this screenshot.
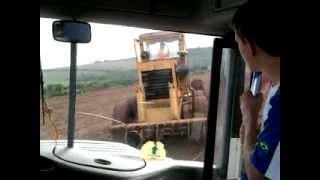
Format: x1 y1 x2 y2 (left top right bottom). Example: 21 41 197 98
40 18 216 70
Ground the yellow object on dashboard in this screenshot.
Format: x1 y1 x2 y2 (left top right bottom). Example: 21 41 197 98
140 141 166 160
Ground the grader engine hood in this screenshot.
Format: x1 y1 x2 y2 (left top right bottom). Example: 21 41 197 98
136 60 180 123
142 69 173 100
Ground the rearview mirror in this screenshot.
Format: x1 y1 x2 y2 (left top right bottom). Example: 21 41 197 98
52 20 91 43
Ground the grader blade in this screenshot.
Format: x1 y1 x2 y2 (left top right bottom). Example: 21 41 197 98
111 117 207 146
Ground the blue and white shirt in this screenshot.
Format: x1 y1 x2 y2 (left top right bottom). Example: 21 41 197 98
242 84 280 180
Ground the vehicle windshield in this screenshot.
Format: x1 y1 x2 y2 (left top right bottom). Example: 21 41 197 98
40 17 219 162
144 40 179 60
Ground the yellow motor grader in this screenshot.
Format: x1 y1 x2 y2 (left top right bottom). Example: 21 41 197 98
112 31 207 146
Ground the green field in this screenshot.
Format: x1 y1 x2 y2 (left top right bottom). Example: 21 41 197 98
43 47 212 97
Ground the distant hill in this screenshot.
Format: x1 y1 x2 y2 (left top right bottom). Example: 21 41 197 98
77 57 136 71
44 47 212 81
43 47 212 97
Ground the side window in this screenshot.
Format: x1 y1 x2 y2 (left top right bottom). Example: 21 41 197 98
214 48 232 166
202 38 245 178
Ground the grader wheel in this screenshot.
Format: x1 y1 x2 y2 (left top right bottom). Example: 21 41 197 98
112 96 137 124
190 79 205 91
112 96 140 146
184 78 208 142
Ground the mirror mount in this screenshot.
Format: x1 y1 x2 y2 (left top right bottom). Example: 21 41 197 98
67 42 77 148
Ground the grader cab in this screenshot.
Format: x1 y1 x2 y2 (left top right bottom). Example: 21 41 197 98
112 31 207 146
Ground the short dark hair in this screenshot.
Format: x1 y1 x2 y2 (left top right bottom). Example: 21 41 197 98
232 2 280 57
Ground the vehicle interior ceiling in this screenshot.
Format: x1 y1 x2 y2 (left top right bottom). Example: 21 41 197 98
40 0 246 36
40 0 246 179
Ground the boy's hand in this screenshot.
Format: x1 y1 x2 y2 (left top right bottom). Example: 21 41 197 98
240 91 263 131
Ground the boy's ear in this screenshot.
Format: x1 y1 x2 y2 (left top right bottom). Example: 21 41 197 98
247 39 257 56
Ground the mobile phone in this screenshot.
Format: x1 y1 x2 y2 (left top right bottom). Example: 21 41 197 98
250 72 262 96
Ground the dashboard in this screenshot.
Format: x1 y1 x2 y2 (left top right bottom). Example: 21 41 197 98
40 140 221 180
